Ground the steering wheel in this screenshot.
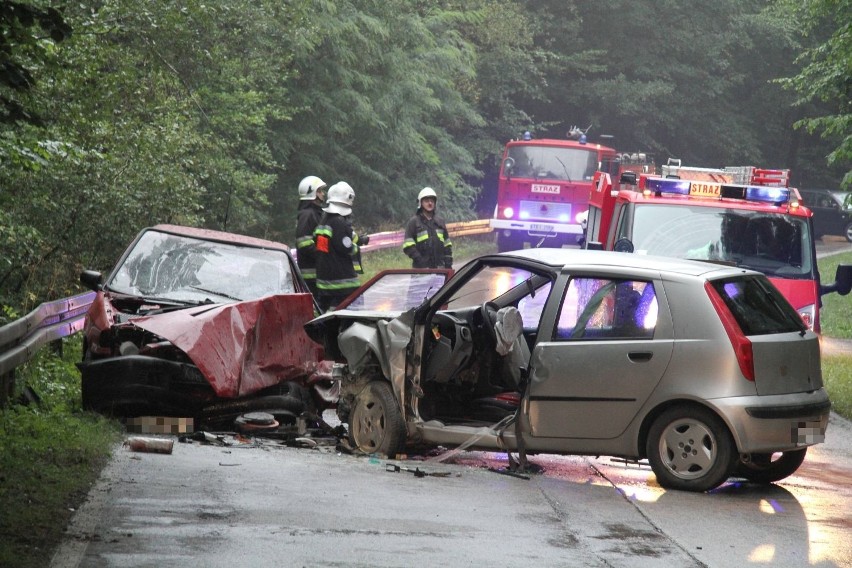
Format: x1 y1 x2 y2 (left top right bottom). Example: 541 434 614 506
479 301 500 344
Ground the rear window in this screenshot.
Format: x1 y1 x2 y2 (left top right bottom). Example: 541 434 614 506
709 276 807 335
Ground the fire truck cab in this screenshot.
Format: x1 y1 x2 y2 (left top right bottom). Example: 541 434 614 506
491 132 618 252
585 161 852 331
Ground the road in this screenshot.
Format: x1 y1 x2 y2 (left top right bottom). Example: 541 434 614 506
51 409 852 568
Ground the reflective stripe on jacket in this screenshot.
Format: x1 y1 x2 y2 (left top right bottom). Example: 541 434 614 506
403 210 452 268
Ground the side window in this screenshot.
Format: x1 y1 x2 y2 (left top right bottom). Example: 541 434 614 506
517 281 552 330
555 277 657 340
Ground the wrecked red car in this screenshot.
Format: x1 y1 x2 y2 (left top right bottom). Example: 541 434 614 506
78 224 334 429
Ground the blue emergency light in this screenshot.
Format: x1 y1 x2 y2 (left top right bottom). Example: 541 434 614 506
645 178 691 196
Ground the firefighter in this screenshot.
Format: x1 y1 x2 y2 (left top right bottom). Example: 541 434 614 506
295 175 328 296
314 182 368 312
403 187 453 269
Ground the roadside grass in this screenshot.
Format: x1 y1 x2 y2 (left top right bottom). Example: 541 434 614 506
0 237 847 567
817 249 852 421
0 336 122 568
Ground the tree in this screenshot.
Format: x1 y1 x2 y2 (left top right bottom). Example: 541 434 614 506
778 0 852 188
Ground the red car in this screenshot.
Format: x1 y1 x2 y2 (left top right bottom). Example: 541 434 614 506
78 224 334 429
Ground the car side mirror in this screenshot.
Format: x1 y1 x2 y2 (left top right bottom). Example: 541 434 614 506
503 157 515 179
613 238 635 253
80 270 103 291
820 264 852 297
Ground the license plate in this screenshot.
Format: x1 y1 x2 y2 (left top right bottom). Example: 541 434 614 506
531 184 560 195
689 182 721 198
530 223 554 233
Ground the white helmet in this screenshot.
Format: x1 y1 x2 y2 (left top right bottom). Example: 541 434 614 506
325 181 354 215
417 186 437 205
298 175 327 201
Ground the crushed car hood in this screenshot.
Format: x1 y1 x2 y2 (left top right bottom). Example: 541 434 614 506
131 293 322 398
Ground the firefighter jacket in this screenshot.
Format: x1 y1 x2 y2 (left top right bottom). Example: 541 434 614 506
295 201 324 281
403 210 453 268
314 212 362 296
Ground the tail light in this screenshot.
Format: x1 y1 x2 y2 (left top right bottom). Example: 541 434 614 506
704 282 754 381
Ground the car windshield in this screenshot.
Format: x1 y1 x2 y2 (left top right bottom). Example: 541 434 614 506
627 204 814 278
107 230 295 303
339 272 449 312
446 265 537 310
505 146 598 181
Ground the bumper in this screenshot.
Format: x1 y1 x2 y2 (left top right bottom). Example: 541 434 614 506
490 219 583 236
78 355 213 416
712 389 831 453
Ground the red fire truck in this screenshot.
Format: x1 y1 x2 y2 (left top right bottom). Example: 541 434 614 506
584 161 852 331
490 131 619 252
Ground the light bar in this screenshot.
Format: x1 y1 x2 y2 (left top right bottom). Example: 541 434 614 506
645 178 691 195
720 185 790 205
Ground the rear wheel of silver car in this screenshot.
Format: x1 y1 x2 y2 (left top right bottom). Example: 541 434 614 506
844 222 852 243
349 381 405 457
735 448 807 483
646 406 737 492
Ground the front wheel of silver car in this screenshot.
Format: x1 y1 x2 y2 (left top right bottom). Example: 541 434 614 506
646 405 737 492
349 381 405 457
734 448 807 484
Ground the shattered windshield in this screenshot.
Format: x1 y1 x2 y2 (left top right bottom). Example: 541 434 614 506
339 272 449 312
627 204 813 278
107 230 295 303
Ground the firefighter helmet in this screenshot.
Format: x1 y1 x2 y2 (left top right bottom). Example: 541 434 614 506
325 181 354 215
417 186 438 205
298 176 327 201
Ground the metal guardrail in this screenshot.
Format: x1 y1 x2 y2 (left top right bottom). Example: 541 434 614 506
0 292 95 405
0 220 493 405
360 219 491 253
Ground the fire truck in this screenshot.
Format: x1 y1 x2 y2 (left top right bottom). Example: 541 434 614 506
584 161 852 331
490 130 618 252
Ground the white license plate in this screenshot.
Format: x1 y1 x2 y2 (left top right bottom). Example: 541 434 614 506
530 223 554 233
531 184 560 194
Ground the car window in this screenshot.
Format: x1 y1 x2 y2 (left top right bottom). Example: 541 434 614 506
555 277 658 340
517 281 552 330
446 265 535 310
109 231 295 302
709 276 806 335
340 271 449 312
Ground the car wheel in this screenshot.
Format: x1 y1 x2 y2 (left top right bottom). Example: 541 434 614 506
646 405 737 492
349 381 405 457
734 448 807 484
844 222 852 243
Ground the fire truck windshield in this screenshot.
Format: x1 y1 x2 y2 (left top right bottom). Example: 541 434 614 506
505 146 598 181
625 204 814 278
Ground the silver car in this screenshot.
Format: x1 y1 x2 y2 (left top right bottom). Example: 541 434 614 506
305 249 830 492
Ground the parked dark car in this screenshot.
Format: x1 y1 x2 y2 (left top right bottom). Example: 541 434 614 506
799 188 852 242
306 249 831 492
78 224 335 429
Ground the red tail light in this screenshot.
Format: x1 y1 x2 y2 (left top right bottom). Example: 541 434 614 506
704 282 755 381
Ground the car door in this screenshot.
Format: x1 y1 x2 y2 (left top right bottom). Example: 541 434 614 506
526 272 674 439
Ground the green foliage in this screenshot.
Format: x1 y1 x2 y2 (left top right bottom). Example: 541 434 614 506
777 0 852 189
822 353 852 419
817 250 852 338
0 335 122 568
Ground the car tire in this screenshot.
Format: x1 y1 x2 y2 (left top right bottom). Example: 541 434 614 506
646 405 737 492
734 448 807 484
349 381 406 457
844 222 852 243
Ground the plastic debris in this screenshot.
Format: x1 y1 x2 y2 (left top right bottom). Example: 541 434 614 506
125 436 174 454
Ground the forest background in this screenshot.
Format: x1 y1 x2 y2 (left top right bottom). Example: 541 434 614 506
2 0 850 315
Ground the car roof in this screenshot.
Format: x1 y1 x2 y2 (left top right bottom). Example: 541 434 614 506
497 247 751 279
150 224 290 251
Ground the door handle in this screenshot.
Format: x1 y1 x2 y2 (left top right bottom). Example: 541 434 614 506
628 351 653 362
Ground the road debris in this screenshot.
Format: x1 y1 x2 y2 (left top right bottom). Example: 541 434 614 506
125 436 174 454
